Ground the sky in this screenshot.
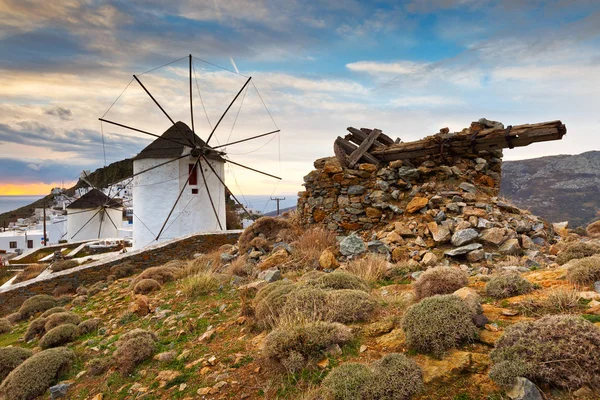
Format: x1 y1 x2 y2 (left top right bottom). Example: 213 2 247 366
0 0 599 196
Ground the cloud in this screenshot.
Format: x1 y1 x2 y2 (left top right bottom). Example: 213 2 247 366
27 163 42 171
390 96 464 108
45 106 73 120
346 60 426 75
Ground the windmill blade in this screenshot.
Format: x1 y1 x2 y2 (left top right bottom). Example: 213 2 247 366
99 118 191 148
155 156 201 241
206 76 252 145
225 158 282 180
104 207 119 231
189 54 195 147
198 159 223 230
211 129 280 150
70 208 102 240
201 155 252 220
133 74 196 147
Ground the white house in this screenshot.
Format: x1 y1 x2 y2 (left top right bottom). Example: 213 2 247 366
66 189 123 242
0 229 44 254
132 121 226 250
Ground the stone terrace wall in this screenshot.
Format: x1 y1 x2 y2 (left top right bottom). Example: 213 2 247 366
0 230 242 316
298 150 503 233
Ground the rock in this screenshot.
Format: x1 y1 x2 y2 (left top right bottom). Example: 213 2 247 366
506 377 543 400
467 249 485 262
154 351 177 362
552 221 569 236
406 197 429 213
459 182 477 194
391 247 406 262
422 252 438 267
363 320 395 337
481 228 507 246
453 287 482 315
397 166 419 180
50 382 71 399
365 207 383 218
472 314 489 328
347 185 366 195
521 235 535 250
319 249 338 269
258 268 281 282
586 220 600 238
384 231 404 244
499 239 522 255
323 159 343 174
248 250 262 259
359 163 377 173
129 296 151 317
451 228 479 247
257 248 289 270
418 350 489 385
340 233 367 256
594 281 600 294
445 243 482 257
427 222 451 243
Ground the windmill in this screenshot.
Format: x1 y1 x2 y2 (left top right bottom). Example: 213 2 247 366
65 188 123 241
73 54 281 249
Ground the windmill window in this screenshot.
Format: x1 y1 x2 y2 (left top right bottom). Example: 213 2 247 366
191 189 199 194
189 164 198 185
9 241 17 249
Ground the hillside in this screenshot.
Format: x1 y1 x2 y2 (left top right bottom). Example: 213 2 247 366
501 151 600 227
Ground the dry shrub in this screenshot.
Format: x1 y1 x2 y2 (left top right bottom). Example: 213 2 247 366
402 295 478 358
78 318 102 335
238 217 294 254
413 266 468 300
113 329 157 375
12 264 46 284
44 312 81 332
130 265 181 288
545 286 581 313
291 227 337 268
326 289 377 324
557 241 600 265
5 313 21 325
87 357 111 376
0 318 12 334
109 262 137 279
133 278 162 294
281 287 329 322
322 362 373 400
40 307 67 318
186 252 222 276
40 323 79 349
179 272 221 299
490 315 600 389
586 220 600 238
88 281 106 295
0 347 74 400
308 271 369 292
18 294 58 319
362 353 423 399
225 255 253 277
23 317 47 341
485 272 533 299
50 259 79 272
566 255 600 286
342 254 389 284
254 282 297 329
263 321 353 370
299 270 326 282
0 347 32 382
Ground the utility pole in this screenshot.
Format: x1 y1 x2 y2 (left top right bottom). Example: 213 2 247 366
43 201 47 247
270 196 286 216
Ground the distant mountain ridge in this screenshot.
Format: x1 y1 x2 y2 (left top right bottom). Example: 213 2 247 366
500 150 600 227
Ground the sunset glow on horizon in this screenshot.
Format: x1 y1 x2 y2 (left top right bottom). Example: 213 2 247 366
0 182 76 196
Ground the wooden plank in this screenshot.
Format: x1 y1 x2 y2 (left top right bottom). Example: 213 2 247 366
348 128 382 168
333 139 349 168
359 128 395 145
335 136 380 166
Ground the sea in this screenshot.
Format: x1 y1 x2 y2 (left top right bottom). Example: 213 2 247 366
0 196 43 214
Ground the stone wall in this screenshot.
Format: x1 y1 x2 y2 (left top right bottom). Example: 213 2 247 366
0 230 242 316
298 149 503 233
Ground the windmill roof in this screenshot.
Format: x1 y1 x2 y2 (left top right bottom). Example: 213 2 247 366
133 121 224 162
67 189 123 210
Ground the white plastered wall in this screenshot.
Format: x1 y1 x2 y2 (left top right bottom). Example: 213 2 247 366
132 153 226 250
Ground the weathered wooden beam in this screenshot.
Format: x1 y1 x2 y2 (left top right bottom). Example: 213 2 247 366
334 139 349 168
335 137 380 166
360 127 395 145
345 128 384 148
348 129 382 168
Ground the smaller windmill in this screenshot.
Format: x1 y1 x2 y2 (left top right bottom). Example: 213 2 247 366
66 189 123 241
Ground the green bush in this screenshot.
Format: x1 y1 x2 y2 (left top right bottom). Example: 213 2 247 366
50 259 79 272
566 255 600 286
253 280 294 305
281 287 329 321
0 347 33 382
0 318 12 334
362 353 423 399
402 295 477 358
78 318 102 335
413 266 468 300
40 307 67 318
40 324 79 349
0 347 74 400
308 271 369 292
263 321 352 369
23 317 48 342
133 278 162 294
556 241 600 265
326 289 377 324
44 311 81 332
113 329 157 375
490 315 600 389
87 357 111 376
322 363 374 400
485 272 533 299
18 295 58 319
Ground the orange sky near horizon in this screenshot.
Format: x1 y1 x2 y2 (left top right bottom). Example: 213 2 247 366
0 182 76 196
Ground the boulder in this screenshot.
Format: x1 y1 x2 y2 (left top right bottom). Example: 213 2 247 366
319 249 339 269
427 222 451 243
481 228 507 246
257 248 289 270
258 268 281 282
445 243 482 257
459 182 477 194
451 228 479 247
421 252 438 267
406 197 429 213
499 239 522 255
586 220 600 238
340 233 367 256
506 377 543 400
